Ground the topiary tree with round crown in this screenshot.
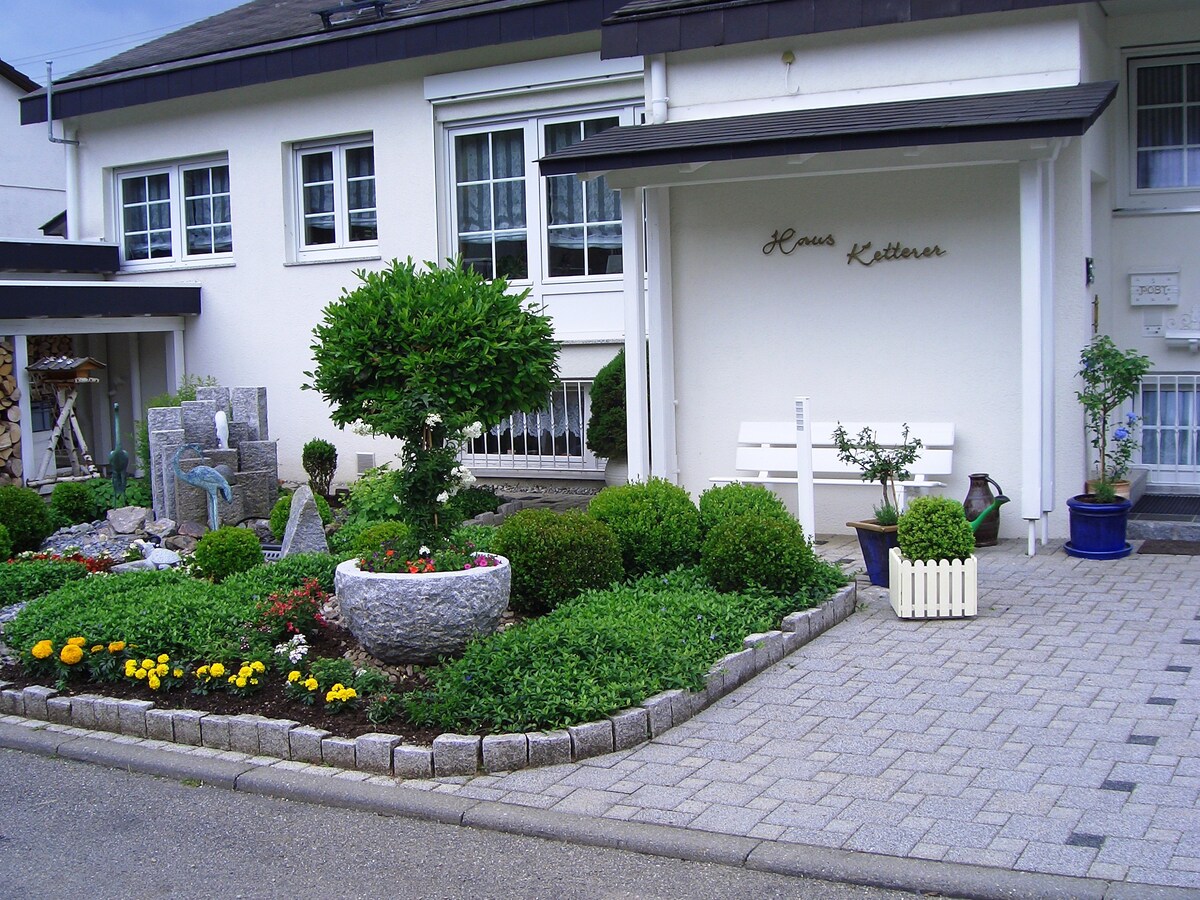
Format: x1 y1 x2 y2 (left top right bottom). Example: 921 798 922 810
305 258 560 541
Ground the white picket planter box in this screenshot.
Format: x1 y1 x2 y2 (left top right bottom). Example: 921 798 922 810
887 547 978 619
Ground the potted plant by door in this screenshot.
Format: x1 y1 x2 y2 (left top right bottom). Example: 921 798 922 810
1064 335 1151 560
586 348 628 486
833 423 922 587
888 495 978 618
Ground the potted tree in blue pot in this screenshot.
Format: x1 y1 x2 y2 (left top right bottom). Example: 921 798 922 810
1064 335 1151 560
833 423 922 587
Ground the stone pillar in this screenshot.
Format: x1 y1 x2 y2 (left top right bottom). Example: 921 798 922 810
180 400 218 449
147 406 184 520
231 387 268 441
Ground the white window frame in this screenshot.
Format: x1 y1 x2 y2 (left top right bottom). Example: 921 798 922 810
114 157 233 268
290 136 378 261
444 105 637 287
1124 51 1200 210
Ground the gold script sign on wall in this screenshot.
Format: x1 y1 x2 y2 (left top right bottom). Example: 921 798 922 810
762 229 835 255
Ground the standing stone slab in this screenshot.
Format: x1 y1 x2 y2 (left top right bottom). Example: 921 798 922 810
527 730 572 768
147 407 183 519
118 699 156 737
231 387 268 441
280 485 329 556
393 745 434 779
194 386 231 418
568 721 613 761
172 710 208 746
258 719 299 759
433 733 481 776
239 441 277 475
482 733 528 773
641 691 678 737
145 709 176 742
288 726 330 764
154 429 185 522
356 734 402 774
609 708 650 751
321 736 357 769
180 400 218 448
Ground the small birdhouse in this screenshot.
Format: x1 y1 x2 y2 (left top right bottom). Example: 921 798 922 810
27 355 106 384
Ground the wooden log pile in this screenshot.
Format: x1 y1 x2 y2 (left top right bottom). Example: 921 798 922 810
0 340 20 485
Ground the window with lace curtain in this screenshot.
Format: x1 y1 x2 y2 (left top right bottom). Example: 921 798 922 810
449 111 627 282
1131 56 1200 199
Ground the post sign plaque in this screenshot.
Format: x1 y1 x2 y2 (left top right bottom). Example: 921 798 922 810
1130 272 1180 307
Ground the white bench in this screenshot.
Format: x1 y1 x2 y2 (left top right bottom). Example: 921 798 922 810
710 401 954 537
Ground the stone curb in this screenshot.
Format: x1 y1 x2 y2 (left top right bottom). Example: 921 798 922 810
1 715 1178 900
0 584 856 779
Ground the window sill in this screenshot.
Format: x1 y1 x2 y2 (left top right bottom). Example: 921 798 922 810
284 251 382 267
1114 205 1200 217
120 259 236 274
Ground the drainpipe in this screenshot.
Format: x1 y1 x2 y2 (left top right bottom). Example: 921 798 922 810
45 63 81 239
649 55 668 124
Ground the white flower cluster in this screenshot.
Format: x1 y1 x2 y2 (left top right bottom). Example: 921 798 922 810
425 412 442 426
274 633 309 664
461 421 484 441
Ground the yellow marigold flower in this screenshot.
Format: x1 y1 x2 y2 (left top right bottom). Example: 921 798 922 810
305 678 318 691
91 644 104 653
227 675 236 684
31 640 53 660
325 690 337 703
331 683 344 692
210 663 225 677
196 665 209 677
250 678 259 686
172 668 183 678
156 663 168 677
141 658 155 670
157 653 169 663
147 674 161 690
124 660 137 676
238 666 253 678
134 668 146 680
59 644 84 665
235 677 247 688
287 670 301 683
251 660 265 673
344 688 357 700
108 641 126 653
67 636 86 647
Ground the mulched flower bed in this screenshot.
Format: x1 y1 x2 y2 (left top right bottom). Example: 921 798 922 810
1 622 444 743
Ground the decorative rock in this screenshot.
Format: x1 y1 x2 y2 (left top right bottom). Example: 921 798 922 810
146 548 181 568
288 726 330 764
144 518 178 540
609 708 650 751
165 535 198 553
178 521 207 539
244 518 273 544
356 733 402 774
280 485 328 556
567 720 614 761
482 733 528 773
335 557 511 665
111 559 156 574
107 506 148 535
527 730 572 767
433 733 481 776
392 745 434 779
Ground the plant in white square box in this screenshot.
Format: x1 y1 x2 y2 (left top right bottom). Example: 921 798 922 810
889 496 978 619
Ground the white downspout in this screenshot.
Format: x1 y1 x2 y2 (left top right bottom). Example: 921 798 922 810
649 55 668 124
64 126 80 239
621 188 649 481
1019 159 1044 557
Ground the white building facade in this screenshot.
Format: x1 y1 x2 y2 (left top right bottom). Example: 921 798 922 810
12 0 1200 542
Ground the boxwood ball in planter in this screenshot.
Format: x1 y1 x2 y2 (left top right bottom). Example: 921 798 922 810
889 496 978 619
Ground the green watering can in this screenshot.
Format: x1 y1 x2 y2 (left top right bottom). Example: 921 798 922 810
967 493 1009 534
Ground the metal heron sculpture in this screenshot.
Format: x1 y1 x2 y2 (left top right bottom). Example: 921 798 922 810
109 402 129 504
173 443 232 531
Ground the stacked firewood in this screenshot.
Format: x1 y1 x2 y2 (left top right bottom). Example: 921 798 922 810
0 340 20 484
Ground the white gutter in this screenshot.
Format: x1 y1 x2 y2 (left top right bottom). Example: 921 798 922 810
649 55 668 124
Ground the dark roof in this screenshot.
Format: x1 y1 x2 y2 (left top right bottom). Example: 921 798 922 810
0 58 38 92
0 239 117 274
22 0 620 124
0 283 202 318
600 0 1090 58
539 80 1118 175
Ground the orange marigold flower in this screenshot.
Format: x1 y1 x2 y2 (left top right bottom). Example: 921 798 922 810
31 640 53 660
60 644 84 665
66 636 87 647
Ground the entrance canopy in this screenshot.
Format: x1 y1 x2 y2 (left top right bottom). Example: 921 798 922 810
540 81 1117 182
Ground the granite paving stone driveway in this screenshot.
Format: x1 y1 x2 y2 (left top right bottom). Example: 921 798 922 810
425 536 1200 889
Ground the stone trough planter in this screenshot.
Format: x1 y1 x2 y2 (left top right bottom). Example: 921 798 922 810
334 556 511 665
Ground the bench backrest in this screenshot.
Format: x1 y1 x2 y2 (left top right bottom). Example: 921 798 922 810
735 421 954 478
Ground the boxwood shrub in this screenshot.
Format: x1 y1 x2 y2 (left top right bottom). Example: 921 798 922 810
897 495 976 562
194 526 263 583
0 485 53 552
587 478 700 576
698 483 793 536
50 481 97 526
406 568 827 733
492 509 623 613
0 524 11 562
224 552 340 597
701 514 818 597
351 520 413 557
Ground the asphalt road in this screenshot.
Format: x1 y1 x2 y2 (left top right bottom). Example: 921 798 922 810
0 748 933 900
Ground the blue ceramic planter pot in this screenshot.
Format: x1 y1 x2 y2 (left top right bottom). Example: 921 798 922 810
1064 495 1132 560
849 520 900 586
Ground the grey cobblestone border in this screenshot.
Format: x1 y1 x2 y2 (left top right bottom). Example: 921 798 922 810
0 583 855 779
